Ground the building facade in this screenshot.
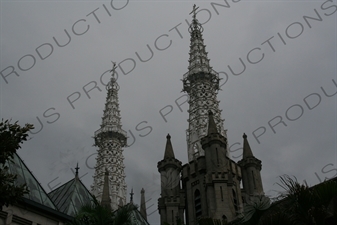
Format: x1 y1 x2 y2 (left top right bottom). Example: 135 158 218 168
158 6 264 225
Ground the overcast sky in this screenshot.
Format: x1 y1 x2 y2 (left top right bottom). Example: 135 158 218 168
1 0 336 224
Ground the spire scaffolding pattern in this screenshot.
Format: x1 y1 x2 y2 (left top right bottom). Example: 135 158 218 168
91 62 127 211
183 6 227 162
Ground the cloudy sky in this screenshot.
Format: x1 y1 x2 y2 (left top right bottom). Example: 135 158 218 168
1 0 336 224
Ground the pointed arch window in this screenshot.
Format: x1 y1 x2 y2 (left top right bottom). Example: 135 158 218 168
216 148 219 166
194 189 202 218
252 170 256 189
232 189 238 212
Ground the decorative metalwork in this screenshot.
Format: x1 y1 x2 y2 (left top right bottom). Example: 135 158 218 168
183 6 227 162
91 62 127 210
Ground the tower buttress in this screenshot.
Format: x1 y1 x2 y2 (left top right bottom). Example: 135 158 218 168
198 111 242 221
238 133 264 200
183 4 227 162
201 111 227 173
91 62 127 211
157 134 185 225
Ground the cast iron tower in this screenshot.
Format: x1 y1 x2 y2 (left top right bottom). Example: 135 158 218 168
183 5 227 162
91 63 127 210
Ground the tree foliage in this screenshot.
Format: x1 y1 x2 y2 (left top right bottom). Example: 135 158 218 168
0 119 33 208
67 198 133 225
239 175 337 225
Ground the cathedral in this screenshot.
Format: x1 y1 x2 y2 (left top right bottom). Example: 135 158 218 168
88 5 265 225
156 5 264 225
1 5 265 225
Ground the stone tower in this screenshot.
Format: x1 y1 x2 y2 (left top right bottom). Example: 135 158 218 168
157 134 185 225
238 133 264 201
182 5 227 162
91 63 127 210
182 112 242 224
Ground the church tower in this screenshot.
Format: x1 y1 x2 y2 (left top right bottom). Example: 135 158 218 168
182 112 242 224
158 134 185 225
238 133 264 201
91 63 127 210
183 5 227 162
180 5 242 224
158 5 265 224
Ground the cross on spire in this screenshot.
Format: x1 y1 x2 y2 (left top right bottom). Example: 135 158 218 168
75 162 80 178
110 61 117 73
190 4 199 19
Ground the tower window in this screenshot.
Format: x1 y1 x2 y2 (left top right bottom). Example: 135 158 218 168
220 186 224 201
194 189 202 218
252 171 256 189
232 189 238 212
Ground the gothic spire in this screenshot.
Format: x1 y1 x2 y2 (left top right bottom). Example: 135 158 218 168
242 133 254 158
91 61 128 211
164 134 175 159
96 62 127 145
239 133 264 198
187 4 212 75
182 5 226 162
140 188 147 221
101 169 112 210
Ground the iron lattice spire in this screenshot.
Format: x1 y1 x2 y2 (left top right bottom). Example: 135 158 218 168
91 62 127 210
183 5 227 162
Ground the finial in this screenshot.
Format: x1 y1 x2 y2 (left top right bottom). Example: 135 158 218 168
242 133 254 158
75 163 79 178
110 61 117 73
208 110 213 116
106 60 120 91
190 4 199 20
166 133 171 139
130 188 134 203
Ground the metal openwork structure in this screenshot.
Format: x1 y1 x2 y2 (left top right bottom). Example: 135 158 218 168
183 5 227 162
91 62 127 210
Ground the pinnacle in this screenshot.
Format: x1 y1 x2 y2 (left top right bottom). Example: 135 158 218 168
164 133 175 159
101 168 111 210
242 133 254 158
207 110 219 135
140 188 147 221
